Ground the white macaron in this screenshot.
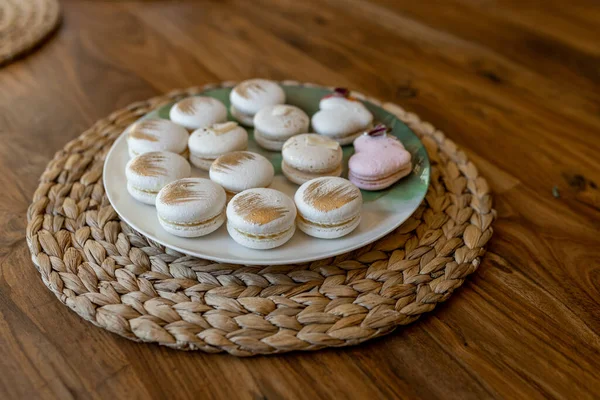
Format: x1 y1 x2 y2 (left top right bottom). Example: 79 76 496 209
126 119 189 158
169 96 227 131
227 188 296 250
281 134 343 185
126 151 191 205
229 79 285 126
311 90 373 145
209 151 275 200
253 105 310 151
156 178 226 237
188 122 248 170
295 177 362 239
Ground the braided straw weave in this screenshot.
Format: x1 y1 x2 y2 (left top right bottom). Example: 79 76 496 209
0 0 61 66
26 82 495 356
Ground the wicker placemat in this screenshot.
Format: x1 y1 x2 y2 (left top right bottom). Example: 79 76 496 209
0 0 61 66
26 82 495 355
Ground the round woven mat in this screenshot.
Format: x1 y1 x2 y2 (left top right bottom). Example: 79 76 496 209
26 82 495 356
0 0 61 66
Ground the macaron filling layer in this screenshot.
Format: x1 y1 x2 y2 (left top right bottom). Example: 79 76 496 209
231 224 294 240
190 154 217 163
348 164 412 184
128 185 160 196
282 160 342 182
297 213 360 229
322 123 374 140
282 159 342 174
254 128 290 143
158 207 225 228
230 106 256 120
130 148 189 158
253 132 287 151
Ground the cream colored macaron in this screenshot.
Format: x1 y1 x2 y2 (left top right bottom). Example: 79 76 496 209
126 151 191 205
311 89 373 145
227 188 296 250
188 122 248 170
253 105 309 151
126 119 189 158
156 178 226 237
281 134 343 185
169 96 227 131
229 79 285 126
294 177 362 239
209 151 274 201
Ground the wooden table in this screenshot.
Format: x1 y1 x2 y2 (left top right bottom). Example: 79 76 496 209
1 0 599 398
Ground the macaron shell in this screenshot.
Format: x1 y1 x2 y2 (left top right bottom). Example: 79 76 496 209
349 134 412 178
282 160 342 185
126 151 191 193
156 178 226 226
229 79 285 115
188 122 248 158
210 151 274 193
126 119 189 157
312 97 373 138
253 105 310 139
281 134 342 173
226 188 296 236
294 177 362 224
169 96 227 130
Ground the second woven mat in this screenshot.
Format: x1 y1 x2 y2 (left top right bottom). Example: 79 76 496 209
26 82 495 356
0 0 61 66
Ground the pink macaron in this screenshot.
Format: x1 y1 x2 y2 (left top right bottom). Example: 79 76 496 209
348 124 412 191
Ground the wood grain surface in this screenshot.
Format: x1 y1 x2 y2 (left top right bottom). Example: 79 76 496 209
1 0 600 398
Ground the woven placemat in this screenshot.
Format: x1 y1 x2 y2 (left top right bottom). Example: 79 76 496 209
26 82 495 356
0 0 61 66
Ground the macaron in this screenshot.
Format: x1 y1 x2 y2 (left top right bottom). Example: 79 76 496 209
125 151 191 205
229 79 285 126
311 88 373 145
348 125 413 191
281 134 343 185
156 178 226 237
227 188 296 250
169 96 227 131
253 105 310 151
295 177 362 239
209 151 275 200
188 121 248 170
126 119 189 158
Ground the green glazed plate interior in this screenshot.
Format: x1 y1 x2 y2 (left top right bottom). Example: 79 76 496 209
104 85 430 265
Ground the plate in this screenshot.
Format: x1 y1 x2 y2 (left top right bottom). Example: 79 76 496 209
103 85 430 265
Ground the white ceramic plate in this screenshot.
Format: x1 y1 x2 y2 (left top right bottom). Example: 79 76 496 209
104 85 430 265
